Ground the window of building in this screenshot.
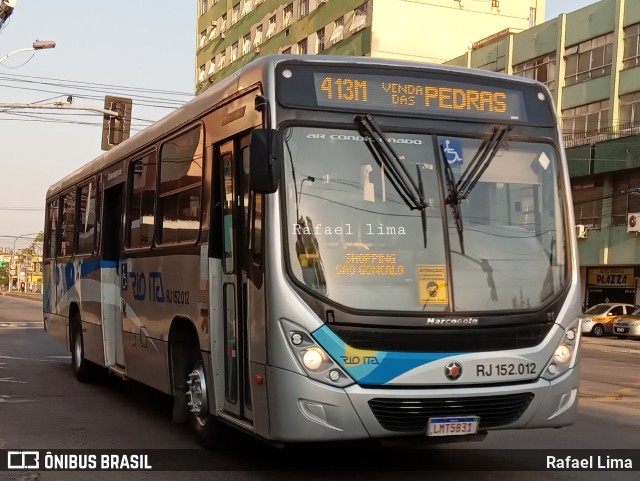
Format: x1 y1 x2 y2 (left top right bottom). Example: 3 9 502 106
612 169 640 225
266 15 277 38
127 152 156 249
317 27 325 52
208 59 215 77
60 192 75 257
46 199 58 258
221 13 228 33
330 17 344 44
620 91 640 129
564 33 613 86
232 3 240 24
350 4 367 32
198 65 206 83
623 23 640 69
562 100 609 143
76 181 97 254
241 0 254 16
231 41 238 62
158 126 203 244
254 24 263 46
572 177 604 227
201 0 208 15
513 53 556 91
283 3 294 27
282 46 292 54
299 0 309 17
209 23 218 41
242 34 252 55
217 52 226 69
529 7 536 28
199 29 207 48
297 37 307 55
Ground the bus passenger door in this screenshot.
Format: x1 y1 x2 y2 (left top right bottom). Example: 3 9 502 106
219 137 253 421
101 183 125 369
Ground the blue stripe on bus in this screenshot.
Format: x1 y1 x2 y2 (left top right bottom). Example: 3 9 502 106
313 324 464 385
54 260 118 291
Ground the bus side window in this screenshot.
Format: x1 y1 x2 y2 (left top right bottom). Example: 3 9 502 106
60 192 76 257
46 199 59 258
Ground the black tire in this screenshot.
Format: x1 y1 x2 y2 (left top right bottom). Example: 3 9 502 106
591 324 605 337
71 314 93 383
186 354 228 449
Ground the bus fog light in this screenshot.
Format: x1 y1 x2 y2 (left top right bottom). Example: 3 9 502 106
329 370 340 382
291 332 303 345
302 347 325 371
553 344 572 364
547 364 558 375
566 329 576 341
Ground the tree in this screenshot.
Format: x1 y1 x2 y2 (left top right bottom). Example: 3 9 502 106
0 264 9 287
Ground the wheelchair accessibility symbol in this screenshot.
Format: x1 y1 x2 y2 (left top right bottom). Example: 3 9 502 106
440 139 464 166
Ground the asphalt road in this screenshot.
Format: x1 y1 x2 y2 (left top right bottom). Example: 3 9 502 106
1 295 639 481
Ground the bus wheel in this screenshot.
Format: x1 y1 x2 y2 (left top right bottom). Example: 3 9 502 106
591 324 604 337
186 358 225 449
71 315 93 383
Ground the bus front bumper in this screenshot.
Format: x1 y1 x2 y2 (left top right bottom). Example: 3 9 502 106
264 364 579 443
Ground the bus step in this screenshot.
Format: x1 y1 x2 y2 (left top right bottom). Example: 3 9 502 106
108 366 127 380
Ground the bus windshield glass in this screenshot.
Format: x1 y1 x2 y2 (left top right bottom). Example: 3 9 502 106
282 126 567 312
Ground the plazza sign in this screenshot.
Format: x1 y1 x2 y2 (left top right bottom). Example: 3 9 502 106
587 267 635 287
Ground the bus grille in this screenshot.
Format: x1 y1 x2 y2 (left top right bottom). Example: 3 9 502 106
368 393 534 432
330 323 553 352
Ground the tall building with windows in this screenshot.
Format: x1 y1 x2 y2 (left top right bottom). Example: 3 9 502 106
195 0 545 94
445 0 640 308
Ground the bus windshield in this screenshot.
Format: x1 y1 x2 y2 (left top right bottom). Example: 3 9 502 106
282 125 567 313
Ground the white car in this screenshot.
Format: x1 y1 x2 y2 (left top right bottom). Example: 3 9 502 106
579 303 640 337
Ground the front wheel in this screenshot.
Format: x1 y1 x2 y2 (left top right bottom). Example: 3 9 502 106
71 316 93 383
186 358 227 449
591 324 605 337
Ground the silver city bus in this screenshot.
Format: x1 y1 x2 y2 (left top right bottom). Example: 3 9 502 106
43 55 581 447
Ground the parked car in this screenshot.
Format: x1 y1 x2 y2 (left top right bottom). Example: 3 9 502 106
612 308 640 339
579 303 640 337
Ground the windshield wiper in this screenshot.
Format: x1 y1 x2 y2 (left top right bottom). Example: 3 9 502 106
439 125 510 255
355 114 428 247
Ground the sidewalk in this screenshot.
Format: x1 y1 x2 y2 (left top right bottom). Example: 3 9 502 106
1 291 43 302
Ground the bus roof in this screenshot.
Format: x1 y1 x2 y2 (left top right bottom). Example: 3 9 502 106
46 54 546 199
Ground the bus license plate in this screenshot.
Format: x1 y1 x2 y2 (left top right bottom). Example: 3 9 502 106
427 416 479 437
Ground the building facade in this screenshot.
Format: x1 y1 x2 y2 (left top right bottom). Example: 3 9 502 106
195 0 545 94
446 0 640 308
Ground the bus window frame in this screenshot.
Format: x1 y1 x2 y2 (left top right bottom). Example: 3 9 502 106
74 176 99 257
156 122 206 249
58 188 77 260
124 148 158 253
44 197 61 261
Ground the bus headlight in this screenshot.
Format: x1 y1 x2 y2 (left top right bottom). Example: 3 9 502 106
542 319 581 381
280 319 354 388
302 347 325 371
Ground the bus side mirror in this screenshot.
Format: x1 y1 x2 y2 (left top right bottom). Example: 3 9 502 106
250 128 279 194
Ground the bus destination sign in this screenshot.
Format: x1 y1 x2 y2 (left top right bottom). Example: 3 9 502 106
312 72 527 122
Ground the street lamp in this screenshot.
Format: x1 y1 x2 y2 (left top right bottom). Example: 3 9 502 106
0 39 56 65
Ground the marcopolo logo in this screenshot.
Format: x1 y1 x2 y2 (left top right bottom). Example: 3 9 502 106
425 317 479 326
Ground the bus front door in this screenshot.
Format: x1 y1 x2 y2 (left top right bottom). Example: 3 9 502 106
218 137 253 421
101 183 125 370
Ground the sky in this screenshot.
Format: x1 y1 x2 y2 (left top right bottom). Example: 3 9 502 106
0 0 597 250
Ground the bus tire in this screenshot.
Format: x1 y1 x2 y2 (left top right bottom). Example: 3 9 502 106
186 355 226 449
71 314 93 383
